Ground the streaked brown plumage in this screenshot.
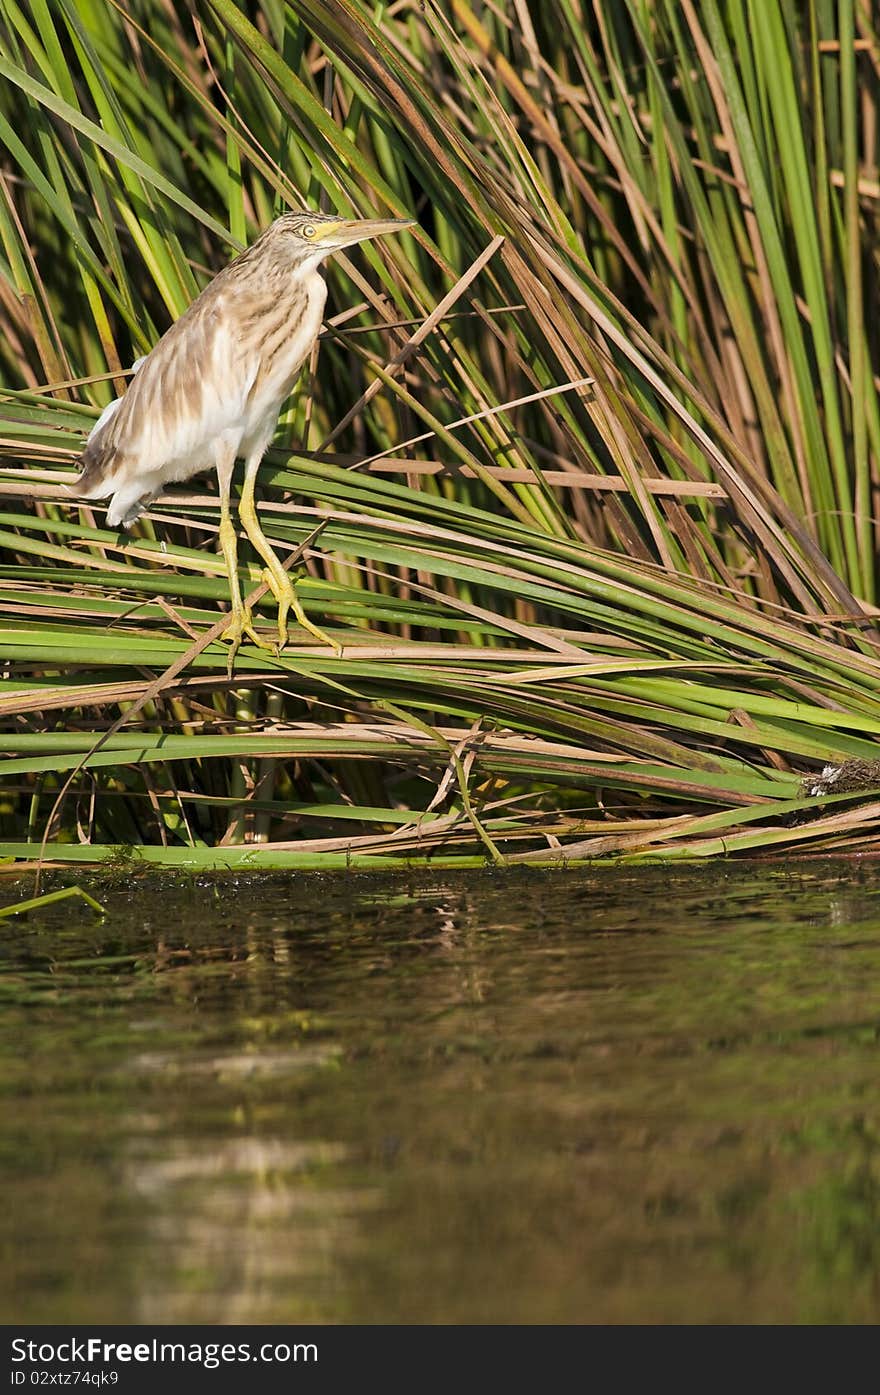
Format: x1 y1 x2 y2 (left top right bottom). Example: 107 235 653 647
74 208 413 663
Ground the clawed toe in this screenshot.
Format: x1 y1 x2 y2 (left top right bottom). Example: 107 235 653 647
221 606 276 677
260 567 336 650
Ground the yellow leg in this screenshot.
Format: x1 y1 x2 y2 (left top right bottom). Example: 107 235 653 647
239 453 337 651
217 454 274 677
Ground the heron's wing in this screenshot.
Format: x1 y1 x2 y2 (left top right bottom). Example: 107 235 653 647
81 354 145 444
76 283 258 492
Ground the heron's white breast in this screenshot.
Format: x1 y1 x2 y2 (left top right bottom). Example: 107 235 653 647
240 271 328 453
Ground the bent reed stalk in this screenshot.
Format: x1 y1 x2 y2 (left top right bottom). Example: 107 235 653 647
2 0 880 869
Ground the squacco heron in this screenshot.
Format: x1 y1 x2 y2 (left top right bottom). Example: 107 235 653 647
73 209 413 661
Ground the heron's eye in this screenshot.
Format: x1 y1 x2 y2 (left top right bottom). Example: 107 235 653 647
302 224 316 239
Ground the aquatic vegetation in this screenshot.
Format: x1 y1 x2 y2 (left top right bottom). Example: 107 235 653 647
2 1 880 866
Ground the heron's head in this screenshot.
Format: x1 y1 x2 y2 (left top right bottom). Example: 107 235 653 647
267 209 414 264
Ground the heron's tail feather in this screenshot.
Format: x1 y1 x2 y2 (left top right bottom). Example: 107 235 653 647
72 448 153 529
73 377 137 494
74 435 119 497
70 358 153 527
107 487 156 530
73 437 152 529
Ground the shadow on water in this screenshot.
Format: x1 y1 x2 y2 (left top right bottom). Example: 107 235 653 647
2 860 880 1323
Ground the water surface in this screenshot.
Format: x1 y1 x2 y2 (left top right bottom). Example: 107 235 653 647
2 861 880 1323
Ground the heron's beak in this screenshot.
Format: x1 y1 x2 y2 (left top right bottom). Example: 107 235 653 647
316 217 415 249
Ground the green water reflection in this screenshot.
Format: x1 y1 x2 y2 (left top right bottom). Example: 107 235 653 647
2 862 880 1323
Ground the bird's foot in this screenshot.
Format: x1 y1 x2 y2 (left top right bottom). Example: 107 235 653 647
261 568 340 653
221 604 276 678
